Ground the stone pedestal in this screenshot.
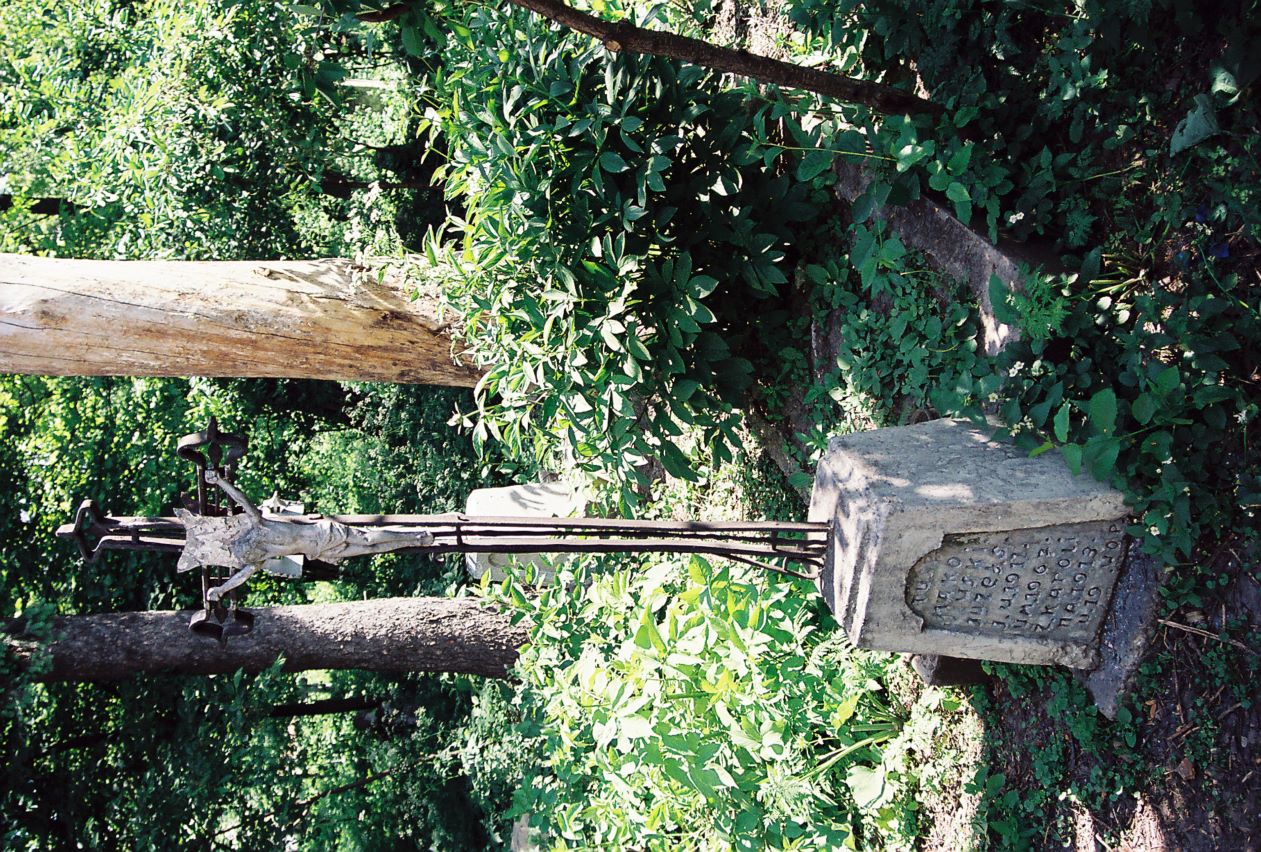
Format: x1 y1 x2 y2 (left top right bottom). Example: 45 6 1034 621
464 482 586 584
809 419 1130 669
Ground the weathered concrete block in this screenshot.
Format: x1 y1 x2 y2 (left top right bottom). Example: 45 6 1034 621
1074 549 1163 719
809 419 1130 669
464 482 586 584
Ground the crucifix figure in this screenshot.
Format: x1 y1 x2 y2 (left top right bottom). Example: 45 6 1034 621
178 470 436 602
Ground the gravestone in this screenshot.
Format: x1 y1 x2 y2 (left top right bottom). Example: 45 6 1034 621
809 418 1131 670
464 481 587 584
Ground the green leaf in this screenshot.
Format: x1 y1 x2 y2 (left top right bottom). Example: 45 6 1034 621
989 274 1018 325
600 321 625 352
400 24 424 58
658 440 696 480
796 149 833 182
1170 93 1220 156
690 275 719 298
788 471 813 490
624 353 642 381
600 151 630 173
634 614 666 653
1060 443 1083 475
1154 365 1181 394
847 765 889 809
1087 388 1117 435
1084 436 1121 481
834 694 860 727
626 334 651 360
1080 247 1102 284
1053 401 1071 443
674 379 700 402
895 141 933 172
946 182 970 204
1131 393 1157 425
621 714 654 740
927 162 952 192
947 143 973 174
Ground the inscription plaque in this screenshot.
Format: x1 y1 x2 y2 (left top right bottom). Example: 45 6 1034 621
906 521 1125 643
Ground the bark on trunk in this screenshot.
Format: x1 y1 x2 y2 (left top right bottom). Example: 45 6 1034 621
7 597 525 681
0 254 483 386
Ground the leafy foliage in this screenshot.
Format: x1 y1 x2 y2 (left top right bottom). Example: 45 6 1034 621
0 377 525 847
493 555 904 849
0 0 436 259
429 4 833 508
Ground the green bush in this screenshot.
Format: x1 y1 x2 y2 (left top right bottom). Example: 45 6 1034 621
489 555 917 849
429 4 830 508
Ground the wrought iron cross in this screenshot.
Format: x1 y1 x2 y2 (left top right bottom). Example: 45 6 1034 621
58 420 828 642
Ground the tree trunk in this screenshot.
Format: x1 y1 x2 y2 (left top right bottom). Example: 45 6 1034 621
357 1 941 116
7 597 526 681
0 254 483 386
509 0 942 116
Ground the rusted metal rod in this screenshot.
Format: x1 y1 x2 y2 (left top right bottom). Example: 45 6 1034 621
58 511 829 567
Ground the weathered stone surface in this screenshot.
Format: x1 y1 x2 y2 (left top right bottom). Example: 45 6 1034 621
809 418 1129 668
464 482 586 583
907 520 1126 645
1074 549 1163 719
832 161 1061 356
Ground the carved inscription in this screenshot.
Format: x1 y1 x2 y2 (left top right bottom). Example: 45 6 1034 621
906 522 1125 642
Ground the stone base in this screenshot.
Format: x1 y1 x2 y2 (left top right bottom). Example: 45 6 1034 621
809 418 1130 668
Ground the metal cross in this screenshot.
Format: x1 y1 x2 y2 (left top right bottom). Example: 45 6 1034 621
58 420 828 642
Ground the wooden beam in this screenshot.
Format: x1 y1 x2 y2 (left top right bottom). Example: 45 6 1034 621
0 254 482 386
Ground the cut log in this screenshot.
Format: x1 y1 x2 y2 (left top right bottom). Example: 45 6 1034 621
0 254 483 386
6 597 526 681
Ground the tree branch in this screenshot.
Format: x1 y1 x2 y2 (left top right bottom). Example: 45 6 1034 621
507 0 942 116
355 0 940 115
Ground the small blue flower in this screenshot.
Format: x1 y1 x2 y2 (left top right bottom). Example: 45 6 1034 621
1175 250 1190 265
1210 242 1229 259
1194 204 1210 223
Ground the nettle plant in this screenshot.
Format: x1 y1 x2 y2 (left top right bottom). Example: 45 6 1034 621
937 243 1260 583
490 556 914 849
428 5 824 506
